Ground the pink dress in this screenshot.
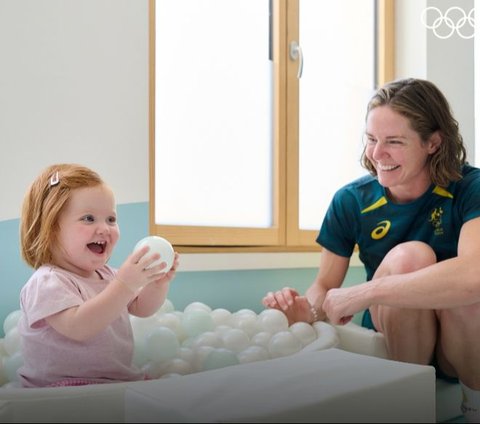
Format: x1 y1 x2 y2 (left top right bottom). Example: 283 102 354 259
18 264 144 388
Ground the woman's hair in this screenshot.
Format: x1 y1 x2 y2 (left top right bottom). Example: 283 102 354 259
361 78 466 187
20 163 104 269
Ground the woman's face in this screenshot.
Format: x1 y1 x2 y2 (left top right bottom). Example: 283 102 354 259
364 105 440 203
51 184 120 278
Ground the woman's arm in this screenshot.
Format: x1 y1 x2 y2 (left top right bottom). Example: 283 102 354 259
262 248 350 323
323 217 480 324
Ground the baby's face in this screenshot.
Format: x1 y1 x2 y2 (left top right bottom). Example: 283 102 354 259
52 184 120 278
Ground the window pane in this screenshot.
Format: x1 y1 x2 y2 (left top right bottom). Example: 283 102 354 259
298 0 374 230
155 0 273 228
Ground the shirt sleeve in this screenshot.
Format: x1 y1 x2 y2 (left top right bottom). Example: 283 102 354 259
21 270 85 329
457 170 480 223
316 186 359 258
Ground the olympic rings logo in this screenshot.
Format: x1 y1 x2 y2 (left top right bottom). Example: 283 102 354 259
421 7 475 40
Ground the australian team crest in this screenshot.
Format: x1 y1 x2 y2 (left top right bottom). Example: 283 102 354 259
429 207 444 235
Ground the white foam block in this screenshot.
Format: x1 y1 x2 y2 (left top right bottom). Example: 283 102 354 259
124 348 435 423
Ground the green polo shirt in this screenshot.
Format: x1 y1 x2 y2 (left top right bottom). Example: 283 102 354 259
317 164 480 280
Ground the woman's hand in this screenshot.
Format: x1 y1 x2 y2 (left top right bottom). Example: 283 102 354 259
322 283 371 325
262 287 315 325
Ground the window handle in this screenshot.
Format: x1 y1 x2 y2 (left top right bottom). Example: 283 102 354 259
289 41 303 79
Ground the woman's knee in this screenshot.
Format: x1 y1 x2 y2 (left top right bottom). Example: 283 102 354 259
378 241 436 275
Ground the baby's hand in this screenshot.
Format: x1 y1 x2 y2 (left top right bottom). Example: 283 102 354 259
115 246 169 292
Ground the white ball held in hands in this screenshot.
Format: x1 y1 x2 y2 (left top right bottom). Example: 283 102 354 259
134 236 175 273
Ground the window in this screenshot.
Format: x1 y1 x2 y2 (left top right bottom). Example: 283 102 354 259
149 0 394 251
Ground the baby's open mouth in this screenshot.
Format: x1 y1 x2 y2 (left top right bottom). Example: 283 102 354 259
87 241 106 254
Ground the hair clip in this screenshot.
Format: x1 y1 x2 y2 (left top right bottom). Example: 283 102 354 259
50 171 60 187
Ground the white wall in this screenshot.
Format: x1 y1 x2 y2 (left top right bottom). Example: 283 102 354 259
0 0 476 271
0 0 149 221
395 0 475 161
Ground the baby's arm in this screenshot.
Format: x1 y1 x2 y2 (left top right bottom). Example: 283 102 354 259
128 252 180 317
45 247 166 341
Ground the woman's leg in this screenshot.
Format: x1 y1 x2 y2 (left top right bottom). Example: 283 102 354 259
436 304 480 388
369 241 438 365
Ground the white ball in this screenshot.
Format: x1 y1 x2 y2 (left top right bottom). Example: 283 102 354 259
289 322 317 347
258 309 289 334
221 328 250 353
184 302 212 314
190 331 223 349
178 347 194 364
130 315 158 342
182 310 215 338
145 327 180 362
268 330 303 358
211 308 233 327
251 331 272 349
3 310 22 335
156 312 185 341
134 236 175 272
3 351 23 382
3 327 21 356
202 348 239 371
237 345 270 364
231 313 258 337
157 299 175 314
192 346 215 372
159 358 192 376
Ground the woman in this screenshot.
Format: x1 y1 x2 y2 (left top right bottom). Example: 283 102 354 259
263 78 480 422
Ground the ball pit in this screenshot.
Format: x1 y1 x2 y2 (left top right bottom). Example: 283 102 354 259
0 299 339 386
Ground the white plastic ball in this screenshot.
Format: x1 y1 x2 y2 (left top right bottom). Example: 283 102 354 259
289 322 317 347
157 299 175 314
234 309 257 318
130 315 159 342
268 330 303 358
3 351 23 382
156 312 186 341
184 302 212 314
258 309 289 334
145 327 180 362
2 381 21 389
159 358 192 376
231 313 258 337
134 236 175 272
237 345 270 364
132 338 149 368
221 328 250 353
202 348 239 371
178 347 194 364
190 331 223 349
142 361 164 379
3 326 21 356
3 310 22 335
214 325 232 337
250 331 273 349
159 373 182 379
0 339 7 357
181 337 194 349
0 354 9 386
211 308 233 327
192 346 215 372
182 310 215 338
